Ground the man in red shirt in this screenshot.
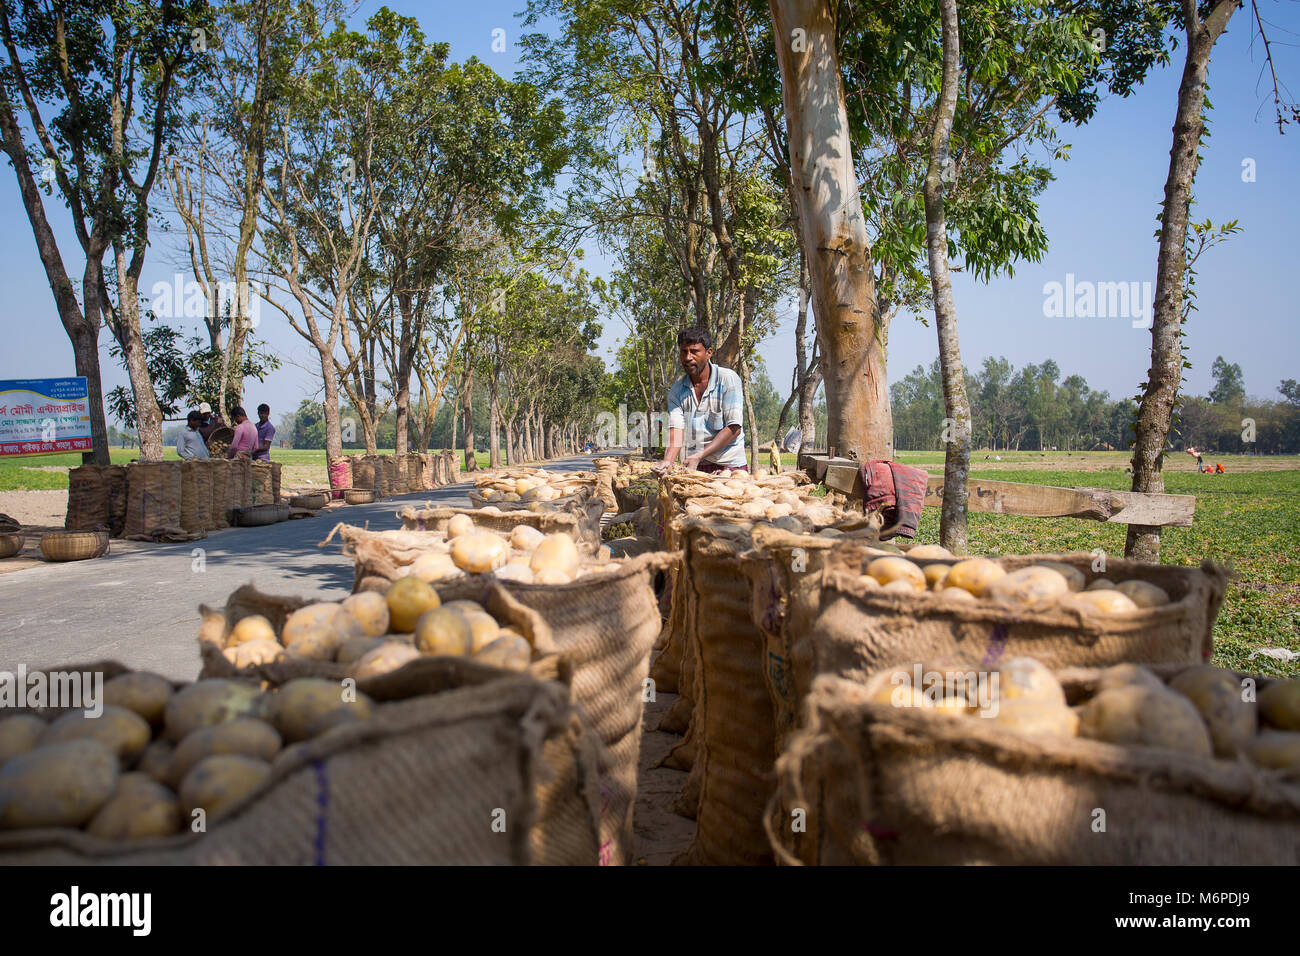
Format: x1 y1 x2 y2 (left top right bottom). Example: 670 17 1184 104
226 406 258 459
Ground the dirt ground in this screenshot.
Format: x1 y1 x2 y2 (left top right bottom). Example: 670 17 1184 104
633 683 696 865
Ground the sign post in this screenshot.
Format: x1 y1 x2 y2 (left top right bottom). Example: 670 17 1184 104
0 377 93 457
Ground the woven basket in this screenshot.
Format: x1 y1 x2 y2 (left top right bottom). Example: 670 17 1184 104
344 489 375 505
40 531 109 561
0 532 22 559
289 492 330 510
233 504 290 527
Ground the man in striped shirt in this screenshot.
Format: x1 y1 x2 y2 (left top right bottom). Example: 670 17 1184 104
654 326 748 475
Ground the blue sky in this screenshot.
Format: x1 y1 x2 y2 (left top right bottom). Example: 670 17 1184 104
4 0 1298 427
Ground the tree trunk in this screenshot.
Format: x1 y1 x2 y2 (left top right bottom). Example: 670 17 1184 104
924 0 971 554
112 265 165 461
462 369 477 472
1127 0 1237 562
319 348 344 465
769 0 891 461
488 374 502 468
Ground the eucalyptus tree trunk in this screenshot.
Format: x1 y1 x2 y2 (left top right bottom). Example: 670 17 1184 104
462 369 477 472
923 0 971 553
1127 0 1238 562
769 0 892 461
488 374 502 468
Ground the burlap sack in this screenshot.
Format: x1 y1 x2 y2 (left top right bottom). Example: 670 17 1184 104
123 462 183 538
205 460 230 530
65 465 127 532
106 467 129 537
382 455 399 495
592 457 620 512
250 461 273 506
397 505 601 555
270 461 282 503
443 449 460 484
419 453 437 489
0 660 601 865
349 457 375 497
769 667 1300 866
180 461 212 533
466 490 605 553
405 453 423 492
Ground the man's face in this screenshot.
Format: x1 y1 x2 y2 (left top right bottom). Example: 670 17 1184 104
259 409 269 423
679 342 712 378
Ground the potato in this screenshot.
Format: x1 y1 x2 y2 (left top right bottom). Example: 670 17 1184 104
42 705 151 767
228 614 277 647
102 672 173 727
414 608 474 657
1096 663 1166 693
863 667 930 709
923 564 951 590
1078 686 1212 756
1245 730 1300 772
137 739 175 785
1116 579 1171 608
385 577 441 633
461 612 501 653
1085 578 1117 590
410 551 461 583
352 641 422 680
991 701 1079 737
530 532 580 579
934 696 972 718
998 657 1067 708
446 513 476 539
284 623 344 662
0 714 47 765
451 533 509 574
222 638 285 669
908 544 954 560
198 610 227 647
867 556 926 591
944 558 1006 597
1168 666 1256 757
1259 679 1300 731
495 563 535 584
534 567 573 585
164 680 267 743
882 578 921 594
337 591 391 638
941 587 975 602
1060 589 1140 615
268 679 373 743
0 739 119 829
474 634 532 672
514 479 534 497
170 718 283 785
179 754 271 822
987 566 1071 607
335 635 383 665
282 603 342 647
510 525 546 552
1031 561 1086 592
442 599 486 616
86 773 182 840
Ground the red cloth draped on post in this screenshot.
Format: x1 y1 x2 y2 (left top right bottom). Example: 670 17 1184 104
860 460 929 539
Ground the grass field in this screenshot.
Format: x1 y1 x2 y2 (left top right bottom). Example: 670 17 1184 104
4 446 1295 674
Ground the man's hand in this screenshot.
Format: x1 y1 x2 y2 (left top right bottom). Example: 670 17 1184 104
651 460 673 476
683 455 703 472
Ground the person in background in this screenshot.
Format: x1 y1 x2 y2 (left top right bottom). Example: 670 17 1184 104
176 410 210 460
226 406 258 459
197 402 227 444
254 403 275 461
653 326 748 475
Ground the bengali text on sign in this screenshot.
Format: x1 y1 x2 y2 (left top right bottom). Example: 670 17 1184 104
0 377 92 457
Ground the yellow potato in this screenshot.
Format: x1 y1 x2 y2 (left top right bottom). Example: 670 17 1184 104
1168 665 1256 757
222 638 285 669
864 667 931 709
41 705 151 767
337 591 391 638
473 634 532 672
1259 679 1300 731
529 532 580 579
282 603 342 647
1031 561 1086 592
941 587 976 603
414 608 474 657
882 578 921 594
335 635 385 664
385 576 441 633
284 623 344 662
987 566 1071 607
509 525 546 552
908 544 954 560
944 558 1007 597
0 714 47 765
990 701 1079 737
998 657 1067 708
86 773 182 840
1096 663 1166 693
102 672 173 727
170 717 283 785
268 679 373 743
496 563 535 584
534 568 573 585
442 599 486 615
446 513 476 539
1245 730 1300 772
514 479 534 497
179 754 272 822
228 614 277 647
1085 578 1116 590
451 533 509 573
1060 589 1140 615
866 556 926 591
164 679 267 743
923 564 950 590
0 739 120 829
137 739 175 785
934 696 972 718
1078 686 1212 756
410 551 460 583
856 574 881 591
352 641 422 680
461 612 501 653
1116 579 1172 608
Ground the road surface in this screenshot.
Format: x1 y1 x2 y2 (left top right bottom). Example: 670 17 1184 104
0 456 599 680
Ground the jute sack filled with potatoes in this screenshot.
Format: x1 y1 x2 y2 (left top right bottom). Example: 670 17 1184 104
767 661 1300 866
0 659 602 865
398 504 602 555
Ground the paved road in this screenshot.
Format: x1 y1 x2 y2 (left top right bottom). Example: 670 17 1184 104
0 455 600 681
